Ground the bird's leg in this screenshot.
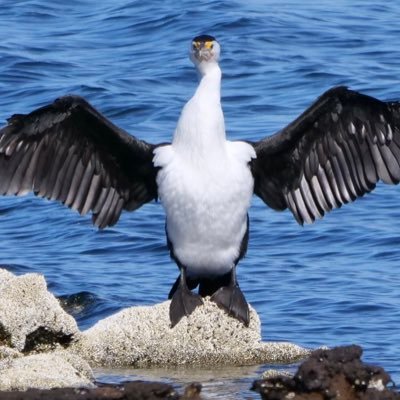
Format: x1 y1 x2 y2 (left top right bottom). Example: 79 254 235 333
169 266 203 328
210 266 250 326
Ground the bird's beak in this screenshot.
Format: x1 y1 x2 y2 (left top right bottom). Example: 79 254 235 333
193 41 213 62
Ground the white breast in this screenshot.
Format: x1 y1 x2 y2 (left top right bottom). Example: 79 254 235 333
154 141 255 277
153 60 256 277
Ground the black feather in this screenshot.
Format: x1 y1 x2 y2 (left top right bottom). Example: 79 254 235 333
0 95 160 228
251 86 400 223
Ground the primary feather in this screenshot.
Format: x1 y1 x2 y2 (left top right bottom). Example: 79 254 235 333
0 96 157 228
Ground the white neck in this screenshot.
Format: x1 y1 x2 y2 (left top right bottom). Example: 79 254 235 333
172 62 226 161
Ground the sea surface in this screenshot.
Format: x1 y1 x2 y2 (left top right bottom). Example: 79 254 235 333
1 1 400 398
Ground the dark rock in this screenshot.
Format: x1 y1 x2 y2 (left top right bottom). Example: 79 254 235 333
23 327 74 353
252 345 400 400
0 381 202 400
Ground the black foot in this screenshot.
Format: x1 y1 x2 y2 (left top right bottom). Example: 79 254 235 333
168 274 199 299
211 285 250 326
170 285 203 327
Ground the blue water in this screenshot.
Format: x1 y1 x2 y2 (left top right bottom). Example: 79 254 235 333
1 1 400 398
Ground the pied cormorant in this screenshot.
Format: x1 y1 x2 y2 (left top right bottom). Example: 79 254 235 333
1 35 400 327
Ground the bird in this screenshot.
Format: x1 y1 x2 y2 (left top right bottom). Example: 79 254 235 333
0 34 400 328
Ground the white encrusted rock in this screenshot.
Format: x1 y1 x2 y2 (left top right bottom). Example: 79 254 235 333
0 267 310 369
0 345 22 361
72 298 310 367
0 268 79 352
0 269 14 284
0 351 94 390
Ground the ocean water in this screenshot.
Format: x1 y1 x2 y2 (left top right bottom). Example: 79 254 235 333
1 1 400 398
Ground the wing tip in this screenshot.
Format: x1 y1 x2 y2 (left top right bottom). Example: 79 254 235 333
53 94 89 111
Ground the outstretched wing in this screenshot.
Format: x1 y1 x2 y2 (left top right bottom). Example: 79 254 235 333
0 95 159 228
250 86 400 224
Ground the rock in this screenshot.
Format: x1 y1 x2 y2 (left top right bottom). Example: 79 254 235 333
0 351 94 391
0 266 310 391
0 346 22 361
261 369 292 379
252 345 400 399
71 298 310 367
0 269 78 352
0 269 13 283
0 381 192 400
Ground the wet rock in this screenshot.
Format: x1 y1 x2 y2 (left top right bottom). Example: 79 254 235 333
0 269 78 352
252 345 400 399
71 298 310 367
0 381 187 400
261 369 292 379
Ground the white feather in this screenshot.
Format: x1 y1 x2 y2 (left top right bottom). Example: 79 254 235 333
153 45 256 277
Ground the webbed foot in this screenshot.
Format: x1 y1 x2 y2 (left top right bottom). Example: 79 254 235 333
211 284 250 326
169 273 203 327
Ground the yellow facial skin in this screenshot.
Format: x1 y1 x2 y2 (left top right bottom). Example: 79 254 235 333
192 40 214 61
203 41 213 49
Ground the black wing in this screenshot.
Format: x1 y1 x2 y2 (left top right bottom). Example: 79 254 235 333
0 95 159 228
251 86 400 224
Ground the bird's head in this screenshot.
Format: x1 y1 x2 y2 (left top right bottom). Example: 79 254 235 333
190 35 220 69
